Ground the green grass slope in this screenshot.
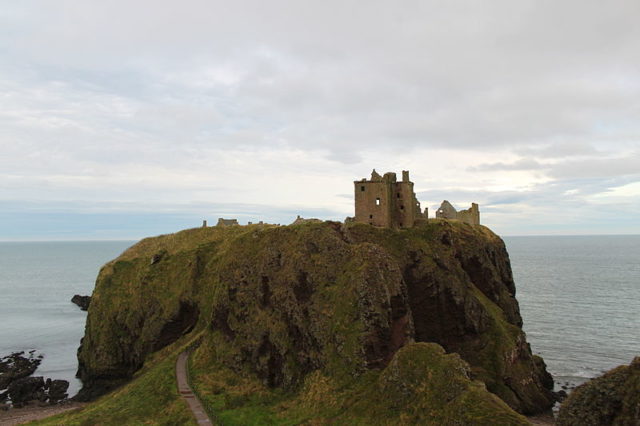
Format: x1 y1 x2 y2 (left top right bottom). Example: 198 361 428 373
30 341 196 425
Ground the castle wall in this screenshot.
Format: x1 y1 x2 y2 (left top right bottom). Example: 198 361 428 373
436 201 480 225
456 203 480 225
354 180 393 227
394 181 417 228
354 170 477 229
355 170 424 229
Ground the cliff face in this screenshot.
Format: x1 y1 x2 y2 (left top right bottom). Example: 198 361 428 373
76 220 554 416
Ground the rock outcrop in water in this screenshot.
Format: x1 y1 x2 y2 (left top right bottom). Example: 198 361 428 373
557 356 640 425
0 352 42 391
71 295 91 311
75 220 555 420
0 352 69 408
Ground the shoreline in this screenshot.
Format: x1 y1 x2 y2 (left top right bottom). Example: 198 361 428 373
0 402 86 425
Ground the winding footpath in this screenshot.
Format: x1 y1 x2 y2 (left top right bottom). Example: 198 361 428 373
176 351 213 425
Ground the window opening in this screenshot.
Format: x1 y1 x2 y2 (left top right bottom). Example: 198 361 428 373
375 198 381 206
361 186 365 192
369 214 373 219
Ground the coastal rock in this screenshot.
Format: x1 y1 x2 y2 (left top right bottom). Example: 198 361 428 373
0 352 70 408
47 380 69 402
3 376 69 407
0 351 42 390
557 356 640 426
7 376 46 407
75 221 555 416
71 295 91 311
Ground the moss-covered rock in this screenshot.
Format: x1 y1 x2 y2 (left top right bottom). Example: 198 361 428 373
75 220 555 421
371 342 529 425
557 356 640 426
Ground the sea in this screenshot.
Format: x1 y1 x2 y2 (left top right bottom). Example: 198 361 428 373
504 235 640 390
0 241 134 396
0 236 638 397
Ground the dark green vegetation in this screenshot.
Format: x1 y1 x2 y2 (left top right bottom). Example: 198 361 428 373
557 356 640 426
41 220 555 424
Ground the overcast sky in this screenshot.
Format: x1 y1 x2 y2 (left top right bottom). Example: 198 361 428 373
1 1 639 240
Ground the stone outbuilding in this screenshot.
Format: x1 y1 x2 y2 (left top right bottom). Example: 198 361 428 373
435 200 480 225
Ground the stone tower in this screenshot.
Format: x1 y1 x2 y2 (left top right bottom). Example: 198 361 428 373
354 169 426 228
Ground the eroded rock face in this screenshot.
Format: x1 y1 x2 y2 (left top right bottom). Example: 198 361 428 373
75 221 554 414
557 357 640 426
370 221 555 414
210 239 415 389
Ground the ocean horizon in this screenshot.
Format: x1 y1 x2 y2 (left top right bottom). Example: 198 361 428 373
1 234 638 397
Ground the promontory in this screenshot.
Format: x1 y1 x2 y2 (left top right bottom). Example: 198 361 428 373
37 219 555 424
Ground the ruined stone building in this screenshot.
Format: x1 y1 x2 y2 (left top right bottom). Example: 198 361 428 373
216 218 239 227
435 200 480 225
291 215 322 225
354 170 428 228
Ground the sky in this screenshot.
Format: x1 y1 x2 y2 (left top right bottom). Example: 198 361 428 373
1 0 639 240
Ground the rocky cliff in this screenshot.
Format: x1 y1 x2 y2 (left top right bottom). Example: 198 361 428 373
75 220 555 420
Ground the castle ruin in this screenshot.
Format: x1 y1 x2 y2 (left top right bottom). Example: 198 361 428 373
353 170 480 228
435 200 480 225
353 170 427 228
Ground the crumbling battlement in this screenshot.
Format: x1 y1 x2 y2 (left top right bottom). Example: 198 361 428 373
216 218 239 227
354 170 427 228
435 200 480 225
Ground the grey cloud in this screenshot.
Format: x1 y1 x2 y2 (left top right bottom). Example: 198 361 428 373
549 154 640 179
469 158 546 172
2 1 640 237
3 1 640 157
515 142 600 159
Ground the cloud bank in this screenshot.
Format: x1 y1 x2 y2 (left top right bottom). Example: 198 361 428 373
1 1 639 239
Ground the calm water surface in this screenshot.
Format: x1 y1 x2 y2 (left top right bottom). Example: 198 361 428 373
505 235 640 388
1 236 638 397
0 241 133 395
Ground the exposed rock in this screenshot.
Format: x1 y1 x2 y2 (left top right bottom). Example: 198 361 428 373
7 376 45 407
0 352 70 408
554 389 568 402
75 220 555 417
152 302 199 352
71 295 91 311
557 356 640 426
47 380 69 402
150 250 166 265
5 376 69 407
0 352 42 390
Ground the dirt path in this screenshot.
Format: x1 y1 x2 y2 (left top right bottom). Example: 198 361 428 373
527 412 556 425
176 351 213 425
0 402 85 425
